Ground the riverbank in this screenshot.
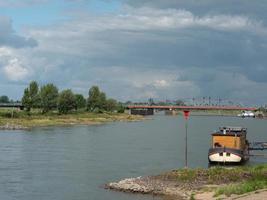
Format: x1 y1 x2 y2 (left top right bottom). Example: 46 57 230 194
106 164 267 199
0 110 144 129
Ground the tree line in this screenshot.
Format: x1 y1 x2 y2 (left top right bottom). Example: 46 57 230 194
0 96 20 104
22 81 124 114
0 96 10 103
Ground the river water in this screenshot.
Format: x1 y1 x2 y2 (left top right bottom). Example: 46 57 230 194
0 115 266 200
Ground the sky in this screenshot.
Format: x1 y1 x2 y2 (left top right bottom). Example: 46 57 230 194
0 0 267 106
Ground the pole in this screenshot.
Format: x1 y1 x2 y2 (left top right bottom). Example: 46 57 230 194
185 119 188 168
183 110 190 169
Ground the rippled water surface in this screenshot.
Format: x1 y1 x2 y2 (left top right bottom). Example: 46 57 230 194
0 115 266 200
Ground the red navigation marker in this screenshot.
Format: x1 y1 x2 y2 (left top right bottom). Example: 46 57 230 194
183 110 190 120
183 110 190 168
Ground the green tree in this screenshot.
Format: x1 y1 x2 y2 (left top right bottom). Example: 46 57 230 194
99 92 106 109
40 83 58 113
22 88 30 111
116 102 125 113
29 81 40 108
75 94 86 109
58 89 76 114
0 95 9 103
105 98 117 112
87 86 107 112
21 81 40 111
148 98 154 105
175 99 186 106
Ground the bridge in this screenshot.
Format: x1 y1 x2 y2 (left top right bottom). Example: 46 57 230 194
0 103 24 110
127 105 257 115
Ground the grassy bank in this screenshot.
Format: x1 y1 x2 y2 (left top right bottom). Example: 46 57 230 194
0 109 143 128
213 165 267 197
158 164 267 198
107 164 267 199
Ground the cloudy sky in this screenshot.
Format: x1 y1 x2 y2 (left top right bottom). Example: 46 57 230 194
0 0 267 105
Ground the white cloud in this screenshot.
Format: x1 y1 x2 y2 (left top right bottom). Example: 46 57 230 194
1 5 267 104
153 79 169 88
3 58 29 81
0 47 33 82
53 7 267 34
28 8 267 53
69 66 200 101
0 47 12 56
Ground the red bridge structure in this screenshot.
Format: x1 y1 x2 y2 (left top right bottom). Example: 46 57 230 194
127 105 257 115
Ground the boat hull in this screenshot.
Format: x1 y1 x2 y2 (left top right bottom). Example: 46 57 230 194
208 147 249 163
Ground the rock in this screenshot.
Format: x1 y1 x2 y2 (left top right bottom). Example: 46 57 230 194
107 177 153 194
0 123 29 130
106 176 189 199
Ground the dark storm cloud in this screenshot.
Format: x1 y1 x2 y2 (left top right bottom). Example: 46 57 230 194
77 26 267 84
0 16 37 48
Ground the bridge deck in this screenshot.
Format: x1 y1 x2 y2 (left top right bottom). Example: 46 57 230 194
0 103 24 109
127 105 257 111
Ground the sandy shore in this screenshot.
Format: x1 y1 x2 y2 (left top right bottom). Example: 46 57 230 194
195 189 267 200
0 113 144 129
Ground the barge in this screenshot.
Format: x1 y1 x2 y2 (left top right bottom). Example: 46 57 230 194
208 127 249 163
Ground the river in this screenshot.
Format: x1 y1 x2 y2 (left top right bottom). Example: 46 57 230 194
0 115 266 200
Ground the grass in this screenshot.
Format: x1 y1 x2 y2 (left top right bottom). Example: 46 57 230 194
215 179 267 197
0 109 143 128
157 164 267 197
175 168 198 182
190 193 196 200
214 164 267 197
163 166 251 183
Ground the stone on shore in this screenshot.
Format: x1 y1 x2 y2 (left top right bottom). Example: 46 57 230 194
106 176 188 198
107 177 152 194
0 123 29 130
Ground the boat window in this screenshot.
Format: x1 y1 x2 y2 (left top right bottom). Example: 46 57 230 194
226 153 230 157
219 152 223 156
214 142 222 147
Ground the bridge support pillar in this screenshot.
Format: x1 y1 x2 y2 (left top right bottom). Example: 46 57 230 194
130 108 154 116
165 110 178 115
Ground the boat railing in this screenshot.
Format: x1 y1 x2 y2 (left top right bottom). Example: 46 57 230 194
249 142 267 150
219 127 247 132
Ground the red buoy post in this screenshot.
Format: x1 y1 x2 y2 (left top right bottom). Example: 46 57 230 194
183 110 190 168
